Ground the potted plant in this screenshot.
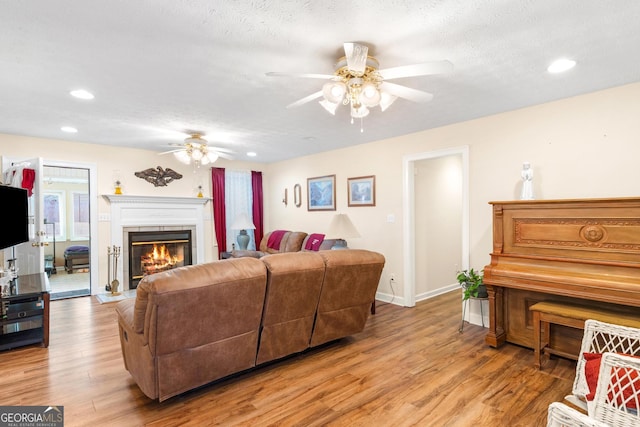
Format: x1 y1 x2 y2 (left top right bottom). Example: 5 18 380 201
457 268 488 300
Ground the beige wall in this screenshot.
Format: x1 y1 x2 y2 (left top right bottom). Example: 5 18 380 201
2 81 639 302
265 81 640 302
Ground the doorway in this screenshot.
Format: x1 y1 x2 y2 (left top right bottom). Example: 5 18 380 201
42 165 91 299
402 146 469 307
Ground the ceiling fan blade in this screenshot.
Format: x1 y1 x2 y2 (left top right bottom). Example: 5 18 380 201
378 60 453 80
265 72 335 80
286 91 323 109
379 82 434 103
158 148 185 155
208 146 234 154
215 152 235 160
344 42 368 74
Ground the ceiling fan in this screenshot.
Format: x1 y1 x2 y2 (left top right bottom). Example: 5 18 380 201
159 134 234 165
266 42 453 129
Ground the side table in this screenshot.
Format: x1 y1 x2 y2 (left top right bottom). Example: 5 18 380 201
0 272 50 350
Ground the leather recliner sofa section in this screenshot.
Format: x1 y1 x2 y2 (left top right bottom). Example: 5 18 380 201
115 249 385 401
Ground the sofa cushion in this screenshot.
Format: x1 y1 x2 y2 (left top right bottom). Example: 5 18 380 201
310 249 385 347
257 252 326 364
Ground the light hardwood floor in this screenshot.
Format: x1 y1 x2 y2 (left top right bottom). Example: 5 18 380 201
0 290 576 426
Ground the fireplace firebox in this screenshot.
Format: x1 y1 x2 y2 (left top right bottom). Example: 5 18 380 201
128 230 192 289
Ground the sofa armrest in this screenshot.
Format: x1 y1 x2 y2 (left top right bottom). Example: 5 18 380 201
115 298 136 329
115 298 148 345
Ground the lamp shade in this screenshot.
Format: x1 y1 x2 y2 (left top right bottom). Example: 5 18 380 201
230 213 256 230
327 214 360 239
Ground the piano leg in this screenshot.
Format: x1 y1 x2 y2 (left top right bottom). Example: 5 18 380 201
485 284 506 348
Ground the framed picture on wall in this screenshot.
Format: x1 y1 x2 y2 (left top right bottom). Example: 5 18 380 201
307 175 336 211
348 175 375 207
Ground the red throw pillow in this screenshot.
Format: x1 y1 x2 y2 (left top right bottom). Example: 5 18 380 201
583 352 640 409
584 352 603 401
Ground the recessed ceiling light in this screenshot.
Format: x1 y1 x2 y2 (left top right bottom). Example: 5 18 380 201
70 89 95 100
247 152 257 157
61 126 78 133
547 58 576 74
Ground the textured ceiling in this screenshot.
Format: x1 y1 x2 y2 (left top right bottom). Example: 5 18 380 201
2 1 640 163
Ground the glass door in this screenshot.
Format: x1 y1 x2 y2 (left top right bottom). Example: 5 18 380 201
42 165 91 300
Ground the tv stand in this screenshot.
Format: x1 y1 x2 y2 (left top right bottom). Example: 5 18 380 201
0 273 50 350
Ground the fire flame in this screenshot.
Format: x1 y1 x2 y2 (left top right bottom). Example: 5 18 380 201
141 244 182 274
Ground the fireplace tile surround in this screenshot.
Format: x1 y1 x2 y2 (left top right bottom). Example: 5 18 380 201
103 195 209 290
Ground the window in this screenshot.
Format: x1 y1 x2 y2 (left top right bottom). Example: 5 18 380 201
71 192 89 239
224 170 254 251
43 191 65 241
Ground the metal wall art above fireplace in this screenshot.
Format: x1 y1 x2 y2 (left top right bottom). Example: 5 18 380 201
127 230 193 289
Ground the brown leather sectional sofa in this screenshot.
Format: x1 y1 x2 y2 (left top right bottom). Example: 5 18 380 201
115 249 385 401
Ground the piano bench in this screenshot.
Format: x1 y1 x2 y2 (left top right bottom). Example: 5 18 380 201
529 301 640 369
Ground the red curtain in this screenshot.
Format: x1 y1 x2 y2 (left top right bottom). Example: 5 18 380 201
251 171 264 247
211 167 226 258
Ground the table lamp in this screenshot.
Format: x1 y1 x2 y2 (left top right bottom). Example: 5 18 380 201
327 213 360 249
230 213 256 250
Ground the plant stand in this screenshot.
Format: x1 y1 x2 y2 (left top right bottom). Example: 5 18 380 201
458 296 488 333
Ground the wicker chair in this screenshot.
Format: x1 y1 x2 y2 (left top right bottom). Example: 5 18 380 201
547 402 607 427
547 352 640 427
565 320 640 415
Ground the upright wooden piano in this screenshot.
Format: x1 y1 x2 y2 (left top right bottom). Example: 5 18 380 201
484 198 640 355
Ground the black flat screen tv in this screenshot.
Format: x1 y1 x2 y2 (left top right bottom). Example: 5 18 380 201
0 185 29 250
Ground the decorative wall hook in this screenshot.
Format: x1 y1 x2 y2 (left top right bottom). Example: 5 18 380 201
294 183 302 207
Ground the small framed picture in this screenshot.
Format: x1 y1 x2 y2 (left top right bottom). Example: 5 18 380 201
348 175 375 207
307 175 336 211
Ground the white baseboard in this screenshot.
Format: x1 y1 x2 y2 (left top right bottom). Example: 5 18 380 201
375 284 488 328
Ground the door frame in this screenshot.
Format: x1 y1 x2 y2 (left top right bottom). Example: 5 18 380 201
402 145 470 307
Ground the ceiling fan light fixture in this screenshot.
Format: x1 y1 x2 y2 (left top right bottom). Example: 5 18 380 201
319 99 339 115
322 81 346 103
174 150 191 164
350 104 369 119
201 152 218 165
360 83 381 107
191 147 204 161
379 92 398 112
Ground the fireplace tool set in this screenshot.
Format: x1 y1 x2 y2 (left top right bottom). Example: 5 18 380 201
105 245 121 295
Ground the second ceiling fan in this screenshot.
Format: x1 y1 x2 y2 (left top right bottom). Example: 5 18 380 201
159 134 234 165
266 42 453 129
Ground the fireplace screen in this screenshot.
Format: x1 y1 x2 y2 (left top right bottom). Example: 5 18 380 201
128 230 192 289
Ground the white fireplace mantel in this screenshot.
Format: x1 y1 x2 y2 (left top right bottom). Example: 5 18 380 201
103 194 210 206
103 194 210 289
